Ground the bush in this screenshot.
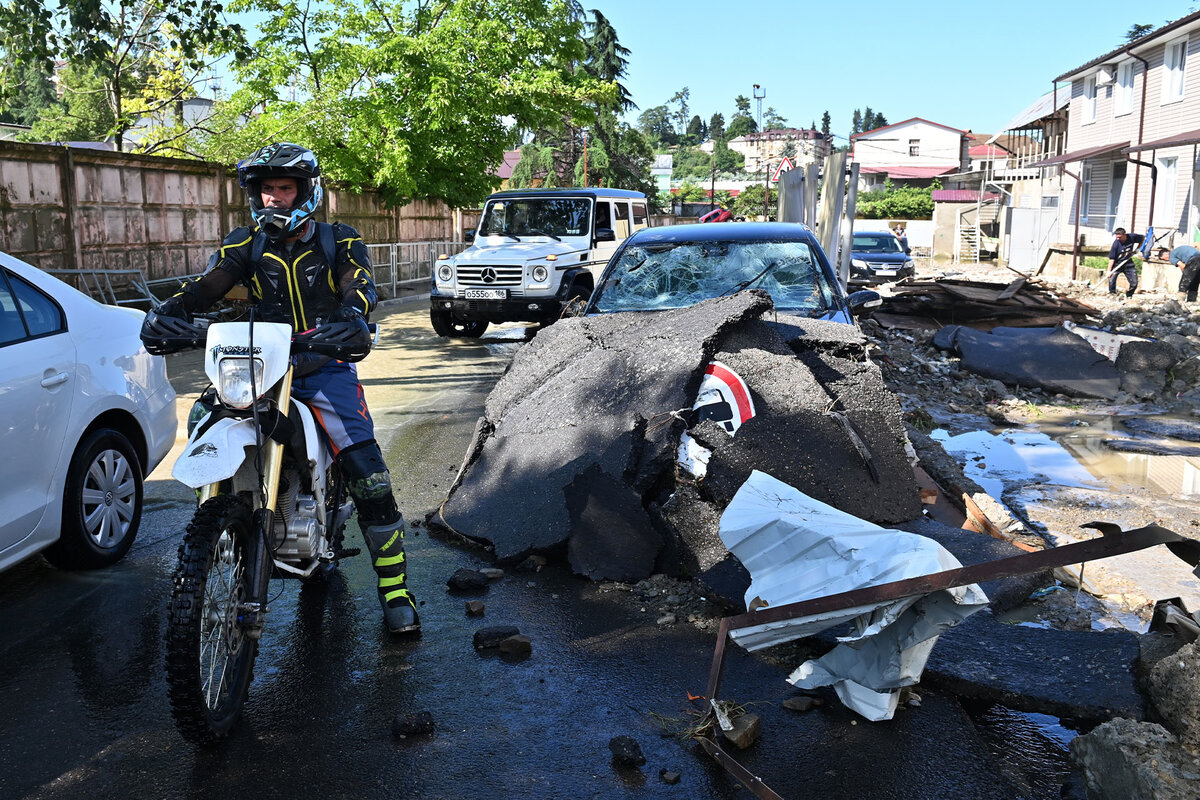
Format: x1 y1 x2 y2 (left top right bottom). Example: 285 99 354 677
856 179 935 220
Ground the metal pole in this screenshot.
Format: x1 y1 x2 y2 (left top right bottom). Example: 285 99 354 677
582 130 588 188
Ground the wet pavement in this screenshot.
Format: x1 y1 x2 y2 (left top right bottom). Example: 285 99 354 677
0 302 1079 800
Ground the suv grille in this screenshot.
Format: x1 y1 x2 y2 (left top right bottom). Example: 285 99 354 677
458 265 523 287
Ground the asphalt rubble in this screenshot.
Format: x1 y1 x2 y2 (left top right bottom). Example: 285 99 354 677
425 279 1200 799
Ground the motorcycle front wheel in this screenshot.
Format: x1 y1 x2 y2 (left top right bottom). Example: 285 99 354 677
165 495 260 744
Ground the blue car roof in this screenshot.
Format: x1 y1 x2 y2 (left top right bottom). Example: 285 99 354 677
628 221 820 244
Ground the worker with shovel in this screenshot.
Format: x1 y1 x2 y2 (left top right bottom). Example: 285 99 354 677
1106 227 1144 298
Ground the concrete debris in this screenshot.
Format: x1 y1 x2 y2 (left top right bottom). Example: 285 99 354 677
498 634 532 656
925 610 1145 723
479 567 505 580
473 626 520 650
464 600 485 616
781 695 822 712
658 769 682 785
1146 641 1200 751
1122 416 1200 443
391 711 435 738
608 735 646 766
446 568 490 593
870 277 1099 329
437 292 917 585
720 712 763 750
1070 718 1200 800
515 555 547 573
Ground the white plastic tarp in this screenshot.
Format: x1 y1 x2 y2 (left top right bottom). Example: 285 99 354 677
718 471 989 721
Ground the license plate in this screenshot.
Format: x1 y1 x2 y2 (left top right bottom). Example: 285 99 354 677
875 269 898 276
465 288 507 300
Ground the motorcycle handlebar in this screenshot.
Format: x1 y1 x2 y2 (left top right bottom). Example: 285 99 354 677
141 318 377 361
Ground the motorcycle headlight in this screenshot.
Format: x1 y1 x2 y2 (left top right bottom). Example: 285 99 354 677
851 258 868 268
217 358 265 409
437 263 454 282
531 265 549 282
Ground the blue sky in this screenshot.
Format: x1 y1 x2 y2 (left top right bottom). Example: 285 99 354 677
594 0 1196 140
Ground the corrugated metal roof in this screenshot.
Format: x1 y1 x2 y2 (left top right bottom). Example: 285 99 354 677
1028 141 1128 167
989 90 1071 140
932 190 1000 202
1124 128 1200 153
1054 11 1200 82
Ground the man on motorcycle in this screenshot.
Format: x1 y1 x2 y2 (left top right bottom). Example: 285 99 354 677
143 142 419 634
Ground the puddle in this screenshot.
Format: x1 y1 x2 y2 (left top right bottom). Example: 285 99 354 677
963 701 1080 800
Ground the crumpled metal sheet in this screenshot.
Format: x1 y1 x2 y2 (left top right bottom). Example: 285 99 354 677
719 470 989 721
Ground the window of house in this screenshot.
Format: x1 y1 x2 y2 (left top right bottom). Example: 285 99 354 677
1115 61 1135 115
908 139 919 157
1083 74 1097 123
1080 164 1093 223
1163 37 1188 103
1156 156 1179 228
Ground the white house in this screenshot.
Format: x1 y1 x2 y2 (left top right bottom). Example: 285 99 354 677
850 118 970 191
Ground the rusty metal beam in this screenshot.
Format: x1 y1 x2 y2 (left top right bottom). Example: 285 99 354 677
698 522 1198 799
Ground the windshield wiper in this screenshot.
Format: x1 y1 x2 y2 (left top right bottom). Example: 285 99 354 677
503 233 521 242
526 229 561 241
719 260 780 297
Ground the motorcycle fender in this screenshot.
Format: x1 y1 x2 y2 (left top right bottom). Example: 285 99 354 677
291 400 328 476
172 417 258 489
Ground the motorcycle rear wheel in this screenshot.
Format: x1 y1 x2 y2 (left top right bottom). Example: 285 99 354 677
165 495 260 744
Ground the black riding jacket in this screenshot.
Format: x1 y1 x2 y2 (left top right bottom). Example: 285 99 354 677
175 221 377 330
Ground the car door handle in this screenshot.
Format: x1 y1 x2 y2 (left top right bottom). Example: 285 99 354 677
41 372 69 388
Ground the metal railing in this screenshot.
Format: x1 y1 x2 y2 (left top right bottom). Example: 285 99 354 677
367 240 471 300
50 240 470 307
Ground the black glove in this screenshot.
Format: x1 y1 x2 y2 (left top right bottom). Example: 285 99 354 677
154 296 191 322
326 305 365 325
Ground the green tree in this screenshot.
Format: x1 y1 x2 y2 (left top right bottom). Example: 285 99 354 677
0 55 54 126
207 0 611 207
676 181 707 202
584 9 635 111
0 0 248 151
1125 23 1154 42
851 109 862 135
781 137 797 160
731 183 776 220
686 114 704 144
637 104 676 146
763 106 787 130
708 112 725 141
871 112 888 129
712 138 743 173
820 110 831 135
668 87 690 137
24 62 116 143
855 179 937 219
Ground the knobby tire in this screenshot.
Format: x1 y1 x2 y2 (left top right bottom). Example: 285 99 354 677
165 495 259 744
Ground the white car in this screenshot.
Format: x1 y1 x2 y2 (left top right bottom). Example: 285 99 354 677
0 252 177 572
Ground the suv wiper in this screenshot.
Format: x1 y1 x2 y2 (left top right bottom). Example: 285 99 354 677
526 229 561 241
503 233 521 242
719 260 780 297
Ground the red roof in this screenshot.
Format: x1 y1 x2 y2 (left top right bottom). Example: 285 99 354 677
969 144 1007 157
860 166 958 179
492 149 522 179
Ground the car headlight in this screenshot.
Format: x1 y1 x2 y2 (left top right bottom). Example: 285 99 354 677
531 265 549 282
851 258 868 268
904 259 915 268
437 263 454 282
217 358 264 409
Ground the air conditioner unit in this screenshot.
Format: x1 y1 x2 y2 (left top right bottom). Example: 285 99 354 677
1096 65 1116 85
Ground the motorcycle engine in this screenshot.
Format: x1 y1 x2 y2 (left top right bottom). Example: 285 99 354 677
273 470 322 560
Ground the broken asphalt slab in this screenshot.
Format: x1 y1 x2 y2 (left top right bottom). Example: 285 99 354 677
924 610 1145 723
438 292 919 583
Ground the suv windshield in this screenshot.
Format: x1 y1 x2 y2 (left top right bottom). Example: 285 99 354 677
479 198 591 238
590 240 836 314
852 234 904 254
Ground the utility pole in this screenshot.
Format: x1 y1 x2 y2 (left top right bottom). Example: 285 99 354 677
710 152 716 211
581 129 589 187
754 84 767 219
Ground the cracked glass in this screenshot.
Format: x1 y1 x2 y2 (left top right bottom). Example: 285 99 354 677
589 240 837 315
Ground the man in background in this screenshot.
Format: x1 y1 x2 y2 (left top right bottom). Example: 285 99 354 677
1106 228 1144 298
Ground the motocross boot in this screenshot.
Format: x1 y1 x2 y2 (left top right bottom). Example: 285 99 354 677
361 519 420 634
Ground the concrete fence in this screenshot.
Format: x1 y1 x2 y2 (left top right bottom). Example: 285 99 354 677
0 141 459 300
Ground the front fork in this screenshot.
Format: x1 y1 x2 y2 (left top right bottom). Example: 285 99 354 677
201 365 296 641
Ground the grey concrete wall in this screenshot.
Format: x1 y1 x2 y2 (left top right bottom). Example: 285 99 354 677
0 141 456 289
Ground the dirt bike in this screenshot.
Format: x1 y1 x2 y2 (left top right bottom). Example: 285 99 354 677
142 309 373 744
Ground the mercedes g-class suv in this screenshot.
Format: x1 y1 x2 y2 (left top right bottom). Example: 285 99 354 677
430 188 650 337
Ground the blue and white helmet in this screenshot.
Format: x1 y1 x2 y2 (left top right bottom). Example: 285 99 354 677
237 142 324 240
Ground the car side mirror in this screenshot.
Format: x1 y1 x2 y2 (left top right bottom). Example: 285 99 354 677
594 228 616 243
464 230 476 244
848 289 883 316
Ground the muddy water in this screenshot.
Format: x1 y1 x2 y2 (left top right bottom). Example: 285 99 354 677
933 415 1200 625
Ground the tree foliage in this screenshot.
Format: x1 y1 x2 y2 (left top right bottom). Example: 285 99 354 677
24 62 115 142
731 183 776 220
0 55 54 126
708 112 725 141
0 0 248 150
637 104 676 146
207 0 612 207
820 110 831 136
855 179 937 219
584 8 634 111
1124 23 1154 42
762 106 787 130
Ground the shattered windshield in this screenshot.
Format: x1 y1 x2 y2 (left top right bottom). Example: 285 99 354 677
852 234 904 254
590 240 837 314
479 198 591 238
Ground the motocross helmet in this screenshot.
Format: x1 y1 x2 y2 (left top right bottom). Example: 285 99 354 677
237 142 323 241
